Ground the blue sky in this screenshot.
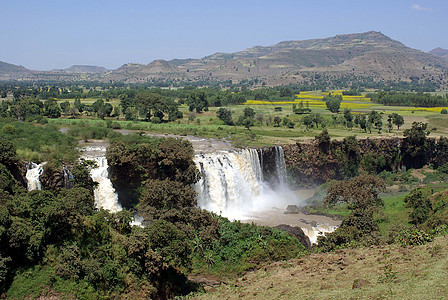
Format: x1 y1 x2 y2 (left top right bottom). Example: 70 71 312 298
0 0 446 70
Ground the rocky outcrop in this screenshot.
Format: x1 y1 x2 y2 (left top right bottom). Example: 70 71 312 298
39 164 74 190
275 224 311 249
266 136 448 188
40 164 66 189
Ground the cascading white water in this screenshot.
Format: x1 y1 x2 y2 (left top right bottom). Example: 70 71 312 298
274 146 287 185
81 147 122 213
26 162 46 191
195 148 298 220
195 150 261 219
195 147 337 243
301 225 338 244
242 148 263 183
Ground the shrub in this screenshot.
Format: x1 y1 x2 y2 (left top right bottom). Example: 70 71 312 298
110 122 121 129
378 171 399 185
394 228 433 246
1 125 15 134
151 117 161 124
441 109 447 114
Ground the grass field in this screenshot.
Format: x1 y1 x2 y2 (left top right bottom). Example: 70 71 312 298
48 91 448 147
193 235 448 299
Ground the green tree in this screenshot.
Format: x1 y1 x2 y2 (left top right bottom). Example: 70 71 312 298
324 95 342 113
187 91 208 113
145 219 191 270
279 87 292 97
325 175 385 212
318 175 386 251
135 91 164 121
311 113 323 129
243 107 255 119
315 129 331 153
368 110 382 134
404 188 432 225
74 97 81 112
273 116 281 127
343 109 354 130
139 179 197 215
392 113 404 130
60 101 70 114
387 114 394 133
0 138 17 167
43 98 61 118
242 117 254 130
104 103 113 117
216 108 234 125
403 122 429 168
302 115 313 130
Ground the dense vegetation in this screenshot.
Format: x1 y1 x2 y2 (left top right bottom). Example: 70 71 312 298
1 78 448 298
369 91 448 107
0 127 305 298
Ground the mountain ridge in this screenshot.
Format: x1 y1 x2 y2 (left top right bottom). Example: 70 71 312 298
2 31 448 86
53 65 109 74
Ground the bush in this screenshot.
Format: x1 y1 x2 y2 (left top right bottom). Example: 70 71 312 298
438 162 448 174
378 171 399 185
2 125 15 134
110 122 121 129
441 109 447 114
151 117 161 124
394 228 433 246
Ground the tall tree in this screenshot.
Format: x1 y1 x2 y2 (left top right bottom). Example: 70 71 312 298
324 95 342 113
134 91 164 122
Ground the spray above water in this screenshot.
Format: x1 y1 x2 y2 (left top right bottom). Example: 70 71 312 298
195 146 300 220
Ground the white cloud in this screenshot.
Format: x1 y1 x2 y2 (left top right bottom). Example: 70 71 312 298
412 4 432 12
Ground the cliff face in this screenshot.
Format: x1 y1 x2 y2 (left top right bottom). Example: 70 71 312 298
271 137 448 188
40 164 66 189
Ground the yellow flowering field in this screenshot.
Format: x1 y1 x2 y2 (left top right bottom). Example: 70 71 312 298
246 90 373 110
340 102 373 109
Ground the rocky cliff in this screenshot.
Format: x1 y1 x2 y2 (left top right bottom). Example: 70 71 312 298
263 137 448 188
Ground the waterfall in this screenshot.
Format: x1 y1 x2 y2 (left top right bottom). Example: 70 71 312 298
81 147 122 213
274 146 287 185
301 225 338 244
26 162 46 191
195 151 261 219
195 148 298 220
242 148 263 183
63 166 74 189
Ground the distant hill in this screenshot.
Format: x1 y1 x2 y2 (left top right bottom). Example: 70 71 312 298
0 61 32 80
102 31 448 85
429 47 448 58
101 60 179 82
56 65 108 73
140 59 179 74
2 31 448 86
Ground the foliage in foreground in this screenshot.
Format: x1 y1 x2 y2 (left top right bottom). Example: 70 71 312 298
0 133 306 299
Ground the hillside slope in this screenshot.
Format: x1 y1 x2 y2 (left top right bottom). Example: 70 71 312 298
103 31 448 85
55 65 108 73
0 61 32 80
429 47 448 58
2 31 448 86
195 236 448 299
